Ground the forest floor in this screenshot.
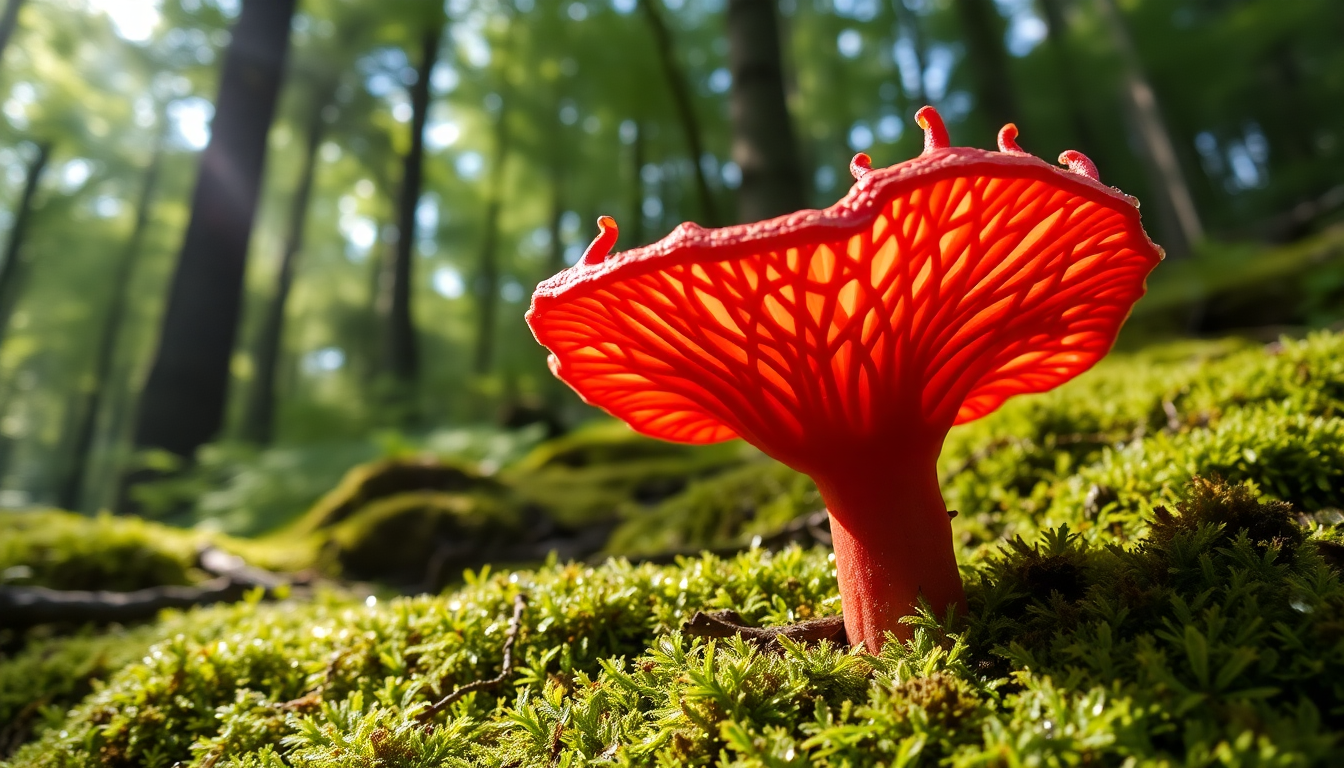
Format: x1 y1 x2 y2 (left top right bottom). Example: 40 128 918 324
2 329 1343 765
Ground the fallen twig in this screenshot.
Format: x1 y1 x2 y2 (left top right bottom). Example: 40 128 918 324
423 592 528 716
0 578 250 629
197 545 289 589
1 547 292 629
682 609 847 649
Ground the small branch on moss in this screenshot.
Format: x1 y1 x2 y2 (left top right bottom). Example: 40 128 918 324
197 545 290 589
682 609 847 648
0 547 295 629
0 578 252 629
422 593 527 716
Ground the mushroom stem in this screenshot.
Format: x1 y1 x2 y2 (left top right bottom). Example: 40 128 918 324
812 445 964 653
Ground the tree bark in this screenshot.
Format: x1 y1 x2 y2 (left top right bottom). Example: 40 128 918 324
0 141 48 344
952 0 1018 131
376 26 440 390
891 0 927 104
131 0 297 460
725 0 806 221
0 0 25 69
1094 0 1202 256
58 126 166 511
240 92 329 445
473 101 510 375
628 118 645 247
1035 0 1100 152
638 0 720 227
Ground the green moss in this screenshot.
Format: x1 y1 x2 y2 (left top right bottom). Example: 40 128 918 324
0 626 163 752
502 420 748 528
290 458 504 536
0 511 202 592
5 476 1344 766
320 491 521 589
605 460 819 556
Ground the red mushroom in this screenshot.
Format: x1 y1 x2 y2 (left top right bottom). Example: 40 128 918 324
527 106 1162 652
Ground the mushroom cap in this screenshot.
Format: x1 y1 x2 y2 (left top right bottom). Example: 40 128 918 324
527 112 1162 468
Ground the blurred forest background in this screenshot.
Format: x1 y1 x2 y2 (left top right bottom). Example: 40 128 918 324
0 0 1341 535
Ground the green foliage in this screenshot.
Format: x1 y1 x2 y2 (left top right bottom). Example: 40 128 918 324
0 510 200 592
0 626 164 754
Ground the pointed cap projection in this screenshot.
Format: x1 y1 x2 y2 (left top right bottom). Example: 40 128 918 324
527 108 1161 471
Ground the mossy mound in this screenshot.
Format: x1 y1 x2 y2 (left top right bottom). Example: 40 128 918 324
292 458 504 535
605 460 820 557
0 511 205 592
4 477 1344 766
503 420 749 527
321 491 525 591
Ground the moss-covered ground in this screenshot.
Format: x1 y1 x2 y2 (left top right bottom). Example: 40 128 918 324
3 332 1344 766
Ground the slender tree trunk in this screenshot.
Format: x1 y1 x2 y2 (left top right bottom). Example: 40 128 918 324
725 0 806 221
377 26 440 390
891 0 926 103
637 0 720 227
1036 0 1100 152
547 189 565 277
473 102 510 375
541 178 570 417
131 0 296 460
240 93 328 445
0 141 49 343
629 118 645 247
1094 0 1202 256
58 129 166 511
952 0 1018 131
0 0 25 68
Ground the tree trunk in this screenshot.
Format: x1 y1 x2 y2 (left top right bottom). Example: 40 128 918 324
891 0 927 103
1035 0 1100 152
952 0 1018 131
376 26 440 390
0 141 48 343
240 92 328 445
473 101 510 375
131 0 296 460
1094 0 1202 256
637 0 720 227
0 0 25 69
725 0 806 221
58 127 165 511
628 118 645 247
